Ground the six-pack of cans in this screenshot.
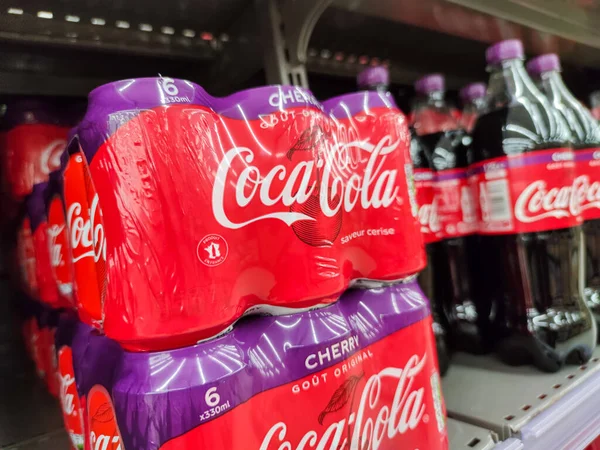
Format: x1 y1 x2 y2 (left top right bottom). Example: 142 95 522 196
2 79 447 449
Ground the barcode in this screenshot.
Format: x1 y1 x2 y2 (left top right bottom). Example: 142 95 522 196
486 179 512 222
430 372 446 433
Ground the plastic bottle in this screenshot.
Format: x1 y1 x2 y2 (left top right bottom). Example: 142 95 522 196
357 66 450 375
459 82 487 132
590 91 600 121
411 74 488 355
528 53 600 335
470 40 596 371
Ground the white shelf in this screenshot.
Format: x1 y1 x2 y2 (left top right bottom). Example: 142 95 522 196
494 438 524 450
443 347 600 447
448 418 498 450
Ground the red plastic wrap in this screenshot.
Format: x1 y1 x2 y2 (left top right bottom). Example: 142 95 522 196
67 78 424 350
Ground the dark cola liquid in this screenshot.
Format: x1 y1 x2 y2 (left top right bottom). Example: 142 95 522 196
472 103 595 372
410 132 450 375
584 219 600 327
538 71 600 334
417 130 491 355
418 245 450 375
573 145 600 334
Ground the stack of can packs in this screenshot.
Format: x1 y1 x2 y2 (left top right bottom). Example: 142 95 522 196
7 78 448 449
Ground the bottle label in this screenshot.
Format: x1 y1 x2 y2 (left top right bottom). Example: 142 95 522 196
87 386 123 450
58 346 85 449
470 148 581 234
414 169 441 243
33 220 60 306
47 194 74 302
433 168 477 239
64 152 106 325
575 148 600 221
98 318 447 450
4 124 68 198
17 218 38 295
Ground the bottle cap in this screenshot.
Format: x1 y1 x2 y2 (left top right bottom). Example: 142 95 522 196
486 39 524 65
527 53 561 76
460 83 487 102
415 74 445 94
357 66 389 88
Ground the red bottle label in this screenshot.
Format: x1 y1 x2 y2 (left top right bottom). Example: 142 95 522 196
575 148 600 221
158 318 447 450
87 386 123 450
33 221 60 306
64 152 106 326
434 168 478 239
470 148 581 234
4 124 68 198
48 194 75 305
17 218 38 295
414 169 441 243
58 346 85 449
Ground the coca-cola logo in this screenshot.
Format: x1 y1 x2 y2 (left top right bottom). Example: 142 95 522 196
67 194 106 263
90 432 121 450
417 200 441 234
574 175 600 211
515 180 580 223
259 354 426 450
48 224 65 268
59 372 76 416
212 136 401 233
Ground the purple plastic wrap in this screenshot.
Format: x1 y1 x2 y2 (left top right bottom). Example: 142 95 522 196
72 280 448 450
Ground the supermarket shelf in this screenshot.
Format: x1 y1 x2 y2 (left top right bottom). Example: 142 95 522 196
518 365 600 450
2 0 600 95
443 346 600 445
448 418 498 450
331 0 600 69
3 429 69 450
494 438 524 450
0 0 260 95
0 0 246 51
310 4 488 89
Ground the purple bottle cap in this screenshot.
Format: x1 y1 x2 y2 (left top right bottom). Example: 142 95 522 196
460 83 487 102
357 66 389 88
414 74 445 94
527 53 561 76
486 39 524 65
